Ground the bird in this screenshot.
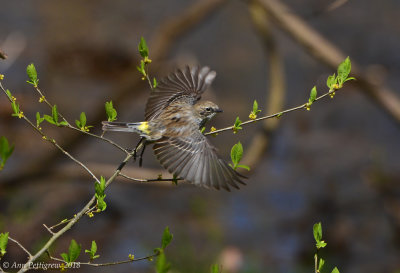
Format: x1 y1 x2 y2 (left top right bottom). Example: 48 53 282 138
102 66 246 191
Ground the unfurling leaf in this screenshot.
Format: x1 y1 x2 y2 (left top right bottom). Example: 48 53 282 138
51 105 59 124
85 240 100 260
231 141 243 166
26 63 39 86
337 57 351 84
326 73 336 89
138 37 149 58
161 226 173 249
233 117 242 133
61 239 81 263
105 101 117 122
309 86 317 104
0 232 9 256
313 222 323 243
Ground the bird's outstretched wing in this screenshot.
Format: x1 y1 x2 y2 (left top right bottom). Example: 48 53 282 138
145 66 216 121
153 131 246 191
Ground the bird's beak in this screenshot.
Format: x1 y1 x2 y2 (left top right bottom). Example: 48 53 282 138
215 108 223 113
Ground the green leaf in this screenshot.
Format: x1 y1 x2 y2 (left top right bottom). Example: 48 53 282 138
230 141 243 167
95 177 107 211
344 76 356 83
137 60 146 76
43 114 56 125
331 267 340 273
11 101 20 116
79 112 87 128
316 240 327 249
105 101 117 122
138 37 149 58
0 232 9 256
236 164 250 171
0 137 14 170
161 226 173 249
36 112 44 127
318 258 325 271
5 89 12 99
51 105 59 124
60 252 69 262
211 264 221 273
337 57 351 84
233 117 242 133
68 239 81 262
156 251 171 273
85 240 99 260
313 222 323 243
95 176 106 195
327 73 336 89
153 77 158 88
309 86 317 103
90 240 97 255
252 100 261 114
26 63 39 86
96 194 107 211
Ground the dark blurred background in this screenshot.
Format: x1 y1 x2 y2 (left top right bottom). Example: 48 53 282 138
1 0 400 272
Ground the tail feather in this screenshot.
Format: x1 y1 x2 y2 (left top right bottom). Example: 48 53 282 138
102 121 148 134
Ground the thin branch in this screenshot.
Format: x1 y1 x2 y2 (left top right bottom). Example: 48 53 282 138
31 85 129 154
242 1 286 168
205 87 337 136
8 236 32 259
0 0 229 188
0 82 101 183
16 152 135 273
49 251 159 267
119 172 183 183
43 224 55 235
255 0 400 125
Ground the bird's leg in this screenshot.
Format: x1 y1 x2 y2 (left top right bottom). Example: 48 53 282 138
139 143 146 167
133 137 145 162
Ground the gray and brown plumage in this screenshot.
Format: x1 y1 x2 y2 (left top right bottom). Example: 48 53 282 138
102 66 246 191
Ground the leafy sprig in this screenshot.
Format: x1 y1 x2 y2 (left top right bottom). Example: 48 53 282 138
61 239 81 264
75 112 93 132
95 176 107 212
249 100 261 120
105 101 118 122
85 240 100 261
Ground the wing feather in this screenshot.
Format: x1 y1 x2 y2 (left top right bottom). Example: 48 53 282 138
145 66 216 121
152 132 245 191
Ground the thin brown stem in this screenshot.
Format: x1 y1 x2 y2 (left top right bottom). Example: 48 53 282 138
16 152 135 273
205 87 336 136
8 237 32 259
119 172 183 183
49 251 159 267
32 85 128 154
0 82 101 183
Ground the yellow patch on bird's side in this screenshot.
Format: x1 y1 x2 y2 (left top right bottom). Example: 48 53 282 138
138 122 150 134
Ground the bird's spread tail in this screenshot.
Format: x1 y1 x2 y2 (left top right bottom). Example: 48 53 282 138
102 121 150 135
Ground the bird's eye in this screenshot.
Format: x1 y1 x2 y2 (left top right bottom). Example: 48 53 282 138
205 107 211 111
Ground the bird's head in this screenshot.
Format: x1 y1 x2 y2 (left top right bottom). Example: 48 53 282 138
194 101 223 126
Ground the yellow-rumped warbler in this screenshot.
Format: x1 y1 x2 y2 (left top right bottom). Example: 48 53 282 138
102 66 246 191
